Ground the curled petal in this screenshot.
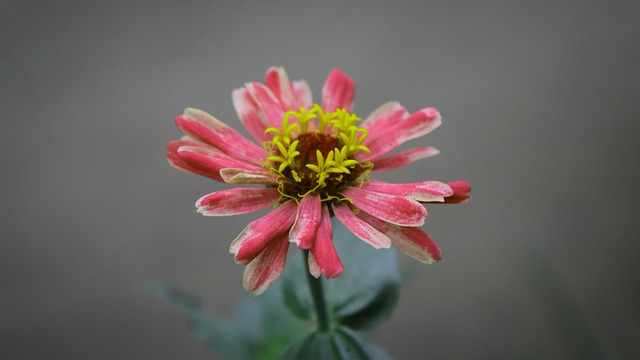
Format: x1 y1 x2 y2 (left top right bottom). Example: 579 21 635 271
340 186 428 227
289 194 322 249
371 147 440 173
167 140 222 180
322 68 355 112
220 168 278 184
243 232 289 295
360 107 442 162
333 202 391 249
361 180 453 202
245 82 286 127
232 88 271 143
175 108 268 163
230 201 297 265
443 180 472 204
196 188 280 216
176 146 262 183
309 204 344 279
358 211 442 264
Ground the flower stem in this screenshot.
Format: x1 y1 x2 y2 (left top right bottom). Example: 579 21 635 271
303 250 330 332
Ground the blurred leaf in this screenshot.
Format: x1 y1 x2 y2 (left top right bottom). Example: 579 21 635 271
280 331 331 360
281 326 392 360
143 281 307 360
143 283 246 358
337 280 399 330
282 253 313 320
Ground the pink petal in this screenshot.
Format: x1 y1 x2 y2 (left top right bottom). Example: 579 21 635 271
332 202 391 249
443 180 472 204
371 147 440 173
361 180 453 202
361 101 409 142
232 88 271 143
196 188 280 216
289 194 322 249
176 146 261 182
322 68 355 112
167 140 222 181
309 204 344 279
219 168 278 184
359 107 442 162
175 108 268 163
245 82 286 127
340 186 428 226
358 211 442 263
230 201 297 265
291 80 313 109
242 232 289 295
265 67 297 110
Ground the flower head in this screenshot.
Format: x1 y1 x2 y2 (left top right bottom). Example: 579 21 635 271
167 67 470 295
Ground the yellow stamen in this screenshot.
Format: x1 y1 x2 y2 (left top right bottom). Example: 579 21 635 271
262 104 373 202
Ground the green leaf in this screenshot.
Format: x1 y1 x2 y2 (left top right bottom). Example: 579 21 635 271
280 327 392 360
338 280 399 330
280 331 332 360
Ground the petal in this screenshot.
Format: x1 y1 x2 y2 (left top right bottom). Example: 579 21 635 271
289 194 322 249
322 68 355 112
176 146 261 182
265 67 297 110
245 82 286 127
196 188 280 216
340 186 428 226
361 180 453 202
361 101 409 142
230 201 297 265
359 107 442 162
242 232 289 295
443 180 472 204
358 211 442 263
166 140 222 180
219 168 278 184
371 147 440 173
309 204 344 279
232 88 271 143
291 80 313 109
332 202 391 249
175 108 268 163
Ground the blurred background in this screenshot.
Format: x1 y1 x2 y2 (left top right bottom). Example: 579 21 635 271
2 0 639 358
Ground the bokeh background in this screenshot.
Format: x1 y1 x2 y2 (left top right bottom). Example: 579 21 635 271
2 0 639 358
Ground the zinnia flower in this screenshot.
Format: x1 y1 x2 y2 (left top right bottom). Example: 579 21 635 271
167 67 470 295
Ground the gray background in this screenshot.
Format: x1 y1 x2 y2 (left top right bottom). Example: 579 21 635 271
2 0 639 359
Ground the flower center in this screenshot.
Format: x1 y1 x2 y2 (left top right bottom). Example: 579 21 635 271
263 104 372 202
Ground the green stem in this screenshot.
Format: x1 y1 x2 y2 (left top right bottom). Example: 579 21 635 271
303 250 330 332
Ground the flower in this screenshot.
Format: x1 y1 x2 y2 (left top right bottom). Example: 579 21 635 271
167 67 471 295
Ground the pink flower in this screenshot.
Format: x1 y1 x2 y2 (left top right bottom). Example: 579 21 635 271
167 67 471 295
